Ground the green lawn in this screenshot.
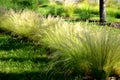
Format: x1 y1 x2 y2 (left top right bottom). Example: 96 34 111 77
0 33 50 80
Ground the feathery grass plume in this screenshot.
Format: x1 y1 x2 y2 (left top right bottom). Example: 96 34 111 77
0 6 7 26
76 27 120 79
43 21 120 79
0 9 65 44
33 15 65 43
43 21 81 50
0 9 42 39
114 62 120 77
43 22 86 79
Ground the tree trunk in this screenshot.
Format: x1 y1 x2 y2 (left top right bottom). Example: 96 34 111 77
99 0 106 25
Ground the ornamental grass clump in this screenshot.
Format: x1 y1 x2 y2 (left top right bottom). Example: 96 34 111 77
43 22 120 79
0 9 65 43
43 22 88 79
76 28 120 79
0 9 41 39
32 15 65 43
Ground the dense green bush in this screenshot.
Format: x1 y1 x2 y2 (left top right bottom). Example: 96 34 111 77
0 0 18 9
0 0 41 10
75 8 91 20
49 5 64 16
39 0 49 4
38 3 76 18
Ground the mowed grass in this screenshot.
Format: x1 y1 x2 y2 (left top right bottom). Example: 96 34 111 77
0 33 50 80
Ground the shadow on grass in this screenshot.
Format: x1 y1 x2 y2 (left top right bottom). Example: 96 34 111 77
0 34 71 80
0 57 50 63
0 71 48 80
0 36 33 51
0 71 77 80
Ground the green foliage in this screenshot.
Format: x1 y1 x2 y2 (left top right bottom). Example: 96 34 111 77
38 7 51 16
39 0 49 4
62 3 76 18
0 0 40 10
38 3 64 16
38 3 76 18
12 0 39 9
75 8 91 20
107 8 120 18
0 0 18 9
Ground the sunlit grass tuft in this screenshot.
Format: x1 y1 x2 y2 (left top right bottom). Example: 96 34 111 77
0 9 41 39
43 22 120 79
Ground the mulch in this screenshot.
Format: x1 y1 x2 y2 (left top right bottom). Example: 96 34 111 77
88 19 120 29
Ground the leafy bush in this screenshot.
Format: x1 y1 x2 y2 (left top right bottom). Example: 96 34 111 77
14 0 39 9
37 7 51 16
38 3 64 16
75 8 91 21
48 4 64 16
107 8 120 18
0 0 40 10
0 0 18 9
38 3 76 18
39 0 49 4
62 3 76 18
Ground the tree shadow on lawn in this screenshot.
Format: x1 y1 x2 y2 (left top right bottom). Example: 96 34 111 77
0 56 52 80
0 71 75 80
0 71 48 80
0 57 49 63
0 57 50 80
0 36 34 51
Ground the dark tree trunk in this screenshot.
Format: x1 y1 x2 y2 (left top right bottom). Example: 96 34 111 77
99 0 106 24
